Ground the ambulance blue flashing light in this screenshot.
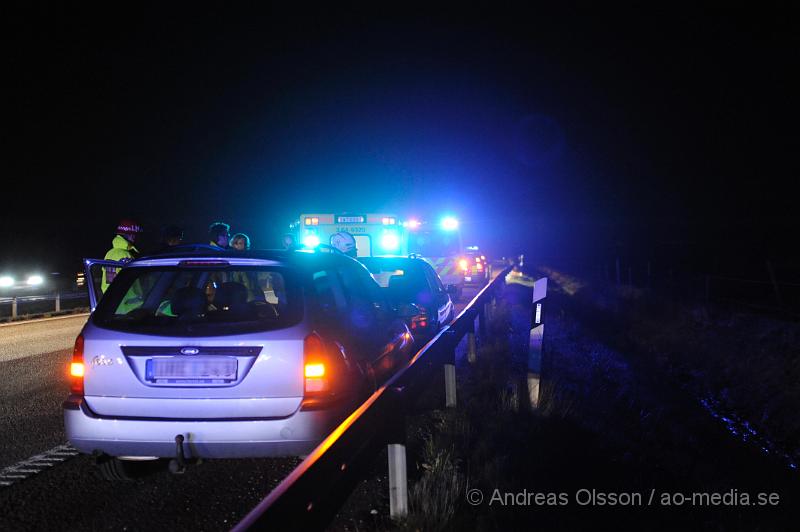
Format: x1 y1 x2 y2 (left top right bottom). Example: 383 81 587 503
303 234 321 248
381 232 400 251
441 216 459 231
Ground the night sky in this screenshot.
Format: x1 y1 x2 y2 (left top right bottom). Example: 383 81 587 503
5 7 798 275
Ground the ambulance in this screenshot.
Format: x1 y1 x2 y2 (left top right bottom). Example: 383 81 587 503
294 212 467 299
295 213 406 257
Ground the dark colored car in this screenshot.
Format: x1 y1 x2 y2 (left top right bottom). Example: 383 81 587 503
359 256 456 342
460 250 489 285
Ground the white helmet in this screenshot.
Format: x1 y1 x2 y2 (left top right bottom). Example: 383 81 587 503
330 232 357 255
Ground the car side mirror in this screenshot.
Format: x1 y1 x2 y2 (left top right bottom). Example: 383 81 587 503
395 303 422 318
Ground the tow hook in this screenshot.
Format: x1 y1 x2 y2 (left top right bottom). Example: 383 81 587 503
169 434 187 474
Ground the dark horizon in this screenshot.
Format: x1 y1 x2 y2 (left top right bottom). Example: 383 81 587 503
5 8 798 275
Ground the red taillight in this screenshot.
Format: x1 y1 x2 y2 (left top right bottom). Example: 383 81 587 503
476 263 484 271
410 315 428 330
70 334 84 395
303 333 330 395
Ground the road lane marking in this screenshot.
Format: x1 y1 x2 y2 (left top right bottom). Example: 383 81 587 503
0 444 79 489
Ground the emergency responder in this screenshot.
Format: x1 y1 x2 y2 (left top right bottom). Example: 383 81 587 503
208 221 231 249
151 224 184 254
281 233 298 251
101 219 143 293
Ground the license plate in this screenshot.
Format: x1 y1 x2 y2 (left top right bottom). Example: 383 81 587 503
146 357 237 383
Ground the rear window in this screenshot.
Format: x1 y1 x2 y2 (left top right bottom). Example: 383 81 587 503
360 259 429 304
92 265 302 336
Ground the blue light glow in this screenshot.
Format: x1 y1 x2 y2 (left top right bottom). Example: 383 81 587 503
441 216 459 231
303 234 320 248
381 232 399 251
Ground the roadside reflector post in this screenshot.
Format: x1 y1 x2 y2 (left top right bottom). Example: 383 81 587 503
528 278 547 409
387 388 408 520
467 319 477 364
55 290 61 313
12 297 17 319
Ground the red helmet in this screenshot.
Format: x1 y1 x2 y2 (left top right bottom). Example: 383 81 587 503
116 219 143 236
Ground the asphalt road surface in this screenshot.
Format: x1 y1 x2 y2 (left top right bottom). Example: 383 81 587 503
0 315 87 469
0 284 485 531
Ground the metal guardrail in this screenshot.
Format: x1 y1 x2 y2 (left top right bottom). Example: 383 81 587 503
234 266 514 531
0 291 87 319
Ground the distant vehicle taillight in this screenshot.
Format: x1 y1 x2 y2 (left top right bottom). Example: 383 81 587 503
70 334 85 395
410 314 429 330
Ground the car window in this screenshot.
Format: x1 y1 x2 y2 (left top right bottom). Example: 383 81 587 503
337 264 385 328
93 266 300 336
311 269 347 318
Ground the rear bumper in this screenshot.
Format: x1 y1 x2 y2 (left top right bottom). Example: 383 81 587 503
64 396 346 459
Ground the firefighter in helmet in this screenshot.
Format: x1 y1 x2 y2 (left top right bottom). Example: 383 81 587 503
101 219 143 293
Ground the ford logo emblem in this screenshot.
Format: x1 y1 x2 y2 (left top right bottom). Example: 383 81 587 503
180 347 200 355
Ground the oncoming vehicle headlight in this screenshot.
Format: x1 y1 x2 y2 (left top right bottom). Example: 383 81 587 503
0 276 13 288
27 275 44 286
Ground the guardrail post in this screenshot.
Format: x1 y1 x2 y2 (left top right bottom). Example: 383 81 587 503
55 290 61 313
467 321 477 364
12 297 17 319
478 302 487 338
528 278 547 409
388 443 408 518
445 363 457 407
386 388 408 520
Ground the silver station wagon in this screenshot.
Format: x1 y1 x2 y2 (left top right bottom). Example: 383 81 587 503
64 247 413 479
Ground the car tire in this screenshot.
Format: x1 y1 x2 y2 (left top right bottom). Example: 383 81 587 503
96 456 162 481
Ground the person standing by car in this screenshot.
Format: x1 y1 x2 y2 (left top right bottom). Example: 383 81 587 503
101 219 143 293
230 232 251 251
208 221 230 249
150 225 184 254
230 232 261 297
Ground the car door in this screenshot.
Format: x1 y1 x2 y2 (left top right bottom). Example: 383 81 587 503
83 258 126 312
337 262 411 381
